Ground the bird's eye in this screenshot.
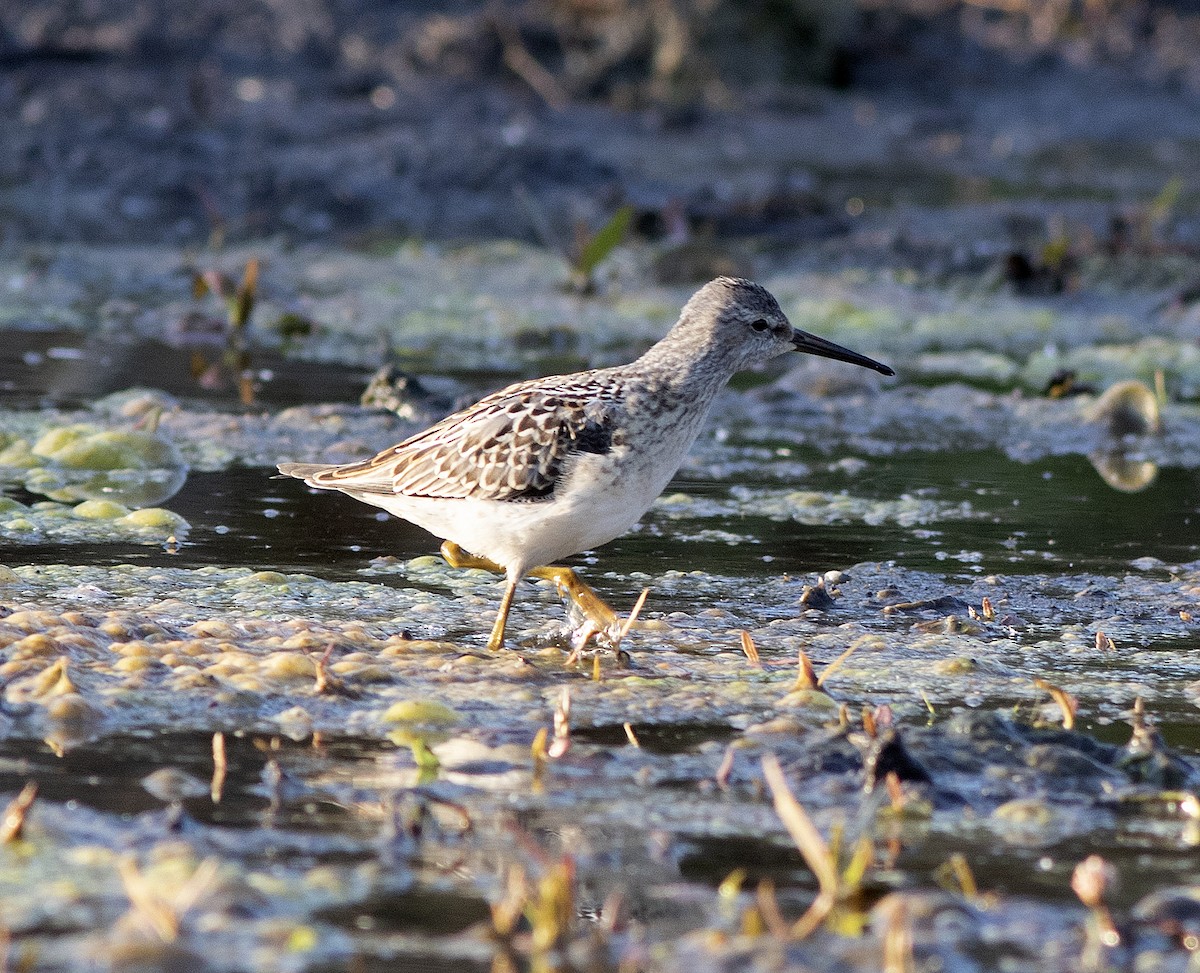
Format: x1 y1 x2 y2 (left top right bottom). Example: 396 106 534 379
750 318 770 333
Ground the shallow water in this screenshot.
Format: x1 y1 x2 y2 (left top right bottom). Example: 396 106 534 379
23 444 1193 590
2 422 1199 969
4 285 1200 973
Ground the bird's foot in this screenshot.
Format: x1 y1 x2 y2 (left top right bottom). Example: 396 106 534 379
530 566 620 642
440 541 503 574
440 544 622 652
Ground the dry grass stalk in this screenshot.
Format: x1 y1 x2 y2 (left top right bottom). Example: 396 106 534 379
882 895 915 973
614 588 650 649
491 863 528 938
739 630 761 667
863 707 877 738
117 856 221 942
817 641 862 686
210 732 226 804
715 744 735 789
794 649 820 691
548 688 571 759
760 753 838 940
490 7 569 110
528 857 576 954
623 722 641 748
938 852 979 901
313 644 333 693
1071 854 1121 962
531 727 549 790
1034 678 1078 730
755 879 790 939
0 783 37 844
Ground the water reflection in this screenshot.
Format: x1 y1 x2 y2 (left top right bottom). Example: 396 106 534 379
25 464 189 507
1090 450 1159 493
2 425 189 508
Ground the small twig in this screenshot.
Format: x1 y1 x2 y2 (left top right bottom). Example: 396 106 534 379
548 687 571 759
739 630 761 667
1034 678 1078 730
761 753 838 940
210 732 226 804
817 640 862 687
623 722 641 748
490 6 568 110
0 783 37 843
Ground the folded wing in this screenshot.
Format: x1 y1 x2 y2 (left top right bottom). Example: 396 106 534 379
286 377 618 503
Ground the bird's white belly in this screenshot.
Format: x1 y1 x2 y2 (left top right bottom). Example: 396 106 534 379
359 441 682 573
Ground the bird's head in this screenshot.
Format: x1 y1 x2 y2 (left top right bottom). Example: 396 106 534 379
681 277 895 377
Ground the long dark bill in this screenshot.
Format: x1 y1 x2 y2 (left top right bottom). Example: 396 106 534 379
792 329 895 376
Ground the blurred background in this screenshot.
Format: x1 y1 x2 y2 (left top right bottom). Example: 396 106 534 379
4 0 1200 252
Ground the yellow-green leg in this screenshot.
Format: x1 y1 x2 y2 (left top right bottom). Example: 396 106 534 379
440 542 513 650
439 541 618 648
487 577 519 652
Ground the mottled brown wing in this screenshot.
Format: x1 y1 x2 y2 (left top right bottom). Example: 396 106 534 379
309 377 617 501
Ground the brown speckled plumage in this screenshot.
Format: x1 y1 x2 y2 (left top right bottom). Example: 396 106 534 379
307 376 622 502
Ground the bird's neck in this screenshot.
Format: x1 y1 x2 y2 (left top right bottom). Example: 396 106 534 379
633 322 731 397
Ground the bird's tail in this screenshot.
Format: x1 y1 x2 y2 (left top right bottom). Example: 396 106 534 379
277 462 338 485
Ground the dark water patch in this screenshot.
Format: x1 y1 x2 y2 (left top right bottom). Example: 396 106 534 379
316 889 491 936
678 835 809 886
0 468 437 580
0 731 256 817
683 447 1200 579
574 722 737 755
0 331 371 410
5 444 1197 607
0 731 395 828
310 957 490 973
